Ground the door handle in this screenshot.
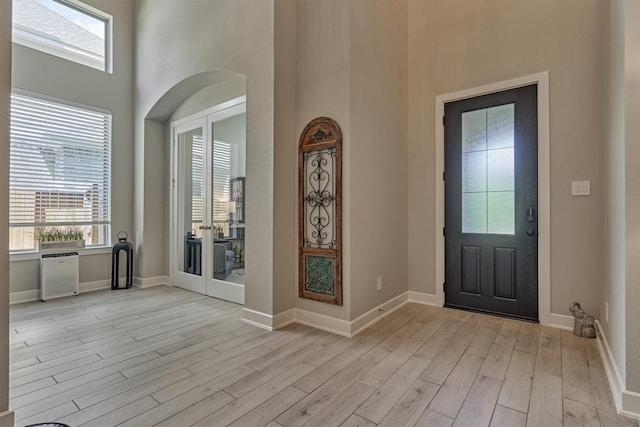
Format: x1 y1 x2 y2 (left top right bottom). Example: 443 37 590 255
198 225 212 230
527 229 536 237
526 208 536 223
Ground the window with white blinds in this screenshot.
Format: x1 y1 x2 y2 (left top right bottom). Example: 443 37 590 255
9 92 112 251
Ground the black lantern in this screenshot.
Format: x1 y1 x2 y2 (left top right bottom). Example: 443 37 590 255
111 231 133 290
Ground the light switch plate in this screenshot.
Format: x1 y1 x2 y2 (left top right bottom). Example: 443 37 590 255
572 180 591 196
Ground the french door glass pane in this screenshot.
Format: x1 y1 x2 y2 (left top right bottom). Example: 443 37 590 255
211 113 246 285
461 104 515 235
177 127 203 276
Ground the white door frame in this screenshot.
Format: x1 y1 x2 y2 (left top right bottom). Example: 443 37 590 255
169 96 247 304
434 71 551 325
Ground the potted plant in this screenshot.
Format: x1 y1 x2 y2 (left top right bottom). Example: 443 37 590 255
213 224 225 239
35 226 86 251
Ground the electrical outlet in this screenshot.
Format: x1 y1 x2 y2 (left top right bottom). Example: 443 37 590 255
605 302 609 323
572 180 591 196
376 276 382 291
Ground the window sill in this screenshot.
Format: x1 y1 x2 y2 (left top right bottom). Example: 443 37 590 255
10 246 113 262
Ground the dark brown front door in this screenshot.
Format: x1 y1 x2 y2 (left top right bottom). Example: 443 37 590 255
444 84 538 321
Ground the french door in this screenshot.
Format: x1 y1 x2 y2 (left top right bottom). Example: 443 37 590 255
171 100 246 304
444 85 538 320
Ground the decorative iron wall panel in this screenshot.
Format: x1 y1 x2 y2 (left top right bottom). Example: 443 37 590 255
303 148 336 249
299 118 342 305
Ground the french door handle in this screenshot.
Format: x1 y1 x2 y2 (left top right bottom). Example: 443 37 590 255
198 225 212 230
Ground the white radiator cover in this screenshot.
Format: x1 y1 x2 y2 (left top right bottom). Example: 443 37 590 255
40 252 79 301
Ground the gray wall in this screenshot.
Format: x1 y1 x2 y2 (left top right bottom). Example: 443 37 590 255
623 0 640 394
603 0 627 390
0 0 12 423
272 0 297 315
288 0 409 322
134 0 276 315
9 0 135 293
349 0 408 319
408 0 607 317
293 0 352 320
600 0 640 396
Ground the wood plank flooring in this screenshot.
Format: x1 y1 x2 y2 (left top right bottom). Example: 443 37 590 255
8 286 638 426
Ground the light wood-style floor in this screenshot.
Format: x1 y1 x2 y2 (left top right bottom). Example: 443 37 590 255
8 286 638 427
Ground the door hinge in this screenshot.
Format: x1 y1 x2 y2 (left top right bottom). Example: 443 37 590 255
442 171 445 181
442 116 445 126
443 282 446 291
442 227 445 236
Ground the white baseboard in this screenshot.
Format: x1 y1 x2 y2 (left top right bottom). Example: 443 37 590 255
244 306 357 337
10 279 112 305
134 275 170 288
595 320 640 418
350 292 410 336
549 313 574 330
408 291 440 306
9 290 39 305
245 291 442 338
292 309 353 337
80 279 110 293
0 410 14 427
596 320 625 411
272 309 297 329
241 308 275 331
622 390 640 418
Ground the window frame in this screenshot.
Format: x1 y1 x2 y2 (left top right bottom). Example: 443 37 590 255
9 89 113 254
12 0 113 73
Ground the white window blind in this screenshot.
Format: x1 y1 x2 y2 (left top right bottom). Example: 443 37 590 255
9 92 112 251
191 134 204 226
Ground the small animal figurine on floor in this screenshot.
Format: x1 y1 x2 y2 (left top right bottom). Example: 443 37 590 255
569 301 596 338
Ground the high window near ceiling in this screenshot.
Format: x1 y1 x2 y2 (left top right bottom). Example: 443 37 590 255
9 92 112 252
12 0 112 72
